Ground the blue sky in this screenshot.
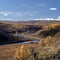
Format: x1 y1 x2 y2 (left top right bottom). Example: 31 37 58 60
0 0 60 21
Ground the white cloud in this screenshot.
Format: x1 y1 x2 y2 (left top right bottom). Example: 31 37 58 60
44 18 54 20
0 11 34 17
33 17 54 20
4 13 8 16
33 18 44 20
0 11 60 21
49 8 57 11
0 11 35 21
0 12 11 16
32 17 60 21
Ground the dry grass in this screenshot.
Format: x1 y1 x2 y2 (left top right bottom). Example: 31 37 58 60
0 22 60 60
15 34 60 60
0 44 20 60
15 42 60 60
43 23 60 29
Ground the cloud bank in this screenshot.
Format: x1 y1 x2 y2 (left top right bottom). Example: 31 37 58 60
33 16 60 21
0 11 60 21
49 8 57 11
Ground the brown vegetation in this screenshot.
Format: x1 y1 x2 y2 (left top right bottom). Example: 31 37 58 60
38 39 45 46
44 36 52 43
15 36 60 60
43 23 60 29
0 21 60 60
14 23 60 60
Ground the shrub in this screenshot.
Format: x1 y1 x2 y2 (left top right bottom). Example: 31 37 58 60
39 39 45 46
43 23 60 30
44 36 52 44
15 45 38 60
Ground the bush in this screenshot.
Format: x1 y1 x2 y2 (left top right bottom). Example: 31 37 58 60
38 39 45 46
14 27 60 60
44 36 52 44
15 45 38 60
43 23 60 30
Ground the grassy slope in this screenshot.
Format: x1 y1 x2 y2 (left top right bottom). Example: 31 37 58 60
0 22 60 60
14 31 60 60
0 44 20 60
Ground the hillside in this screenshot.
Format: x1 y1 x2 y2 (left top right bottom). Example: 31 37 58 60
0 21 60 60
14 31 60 60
